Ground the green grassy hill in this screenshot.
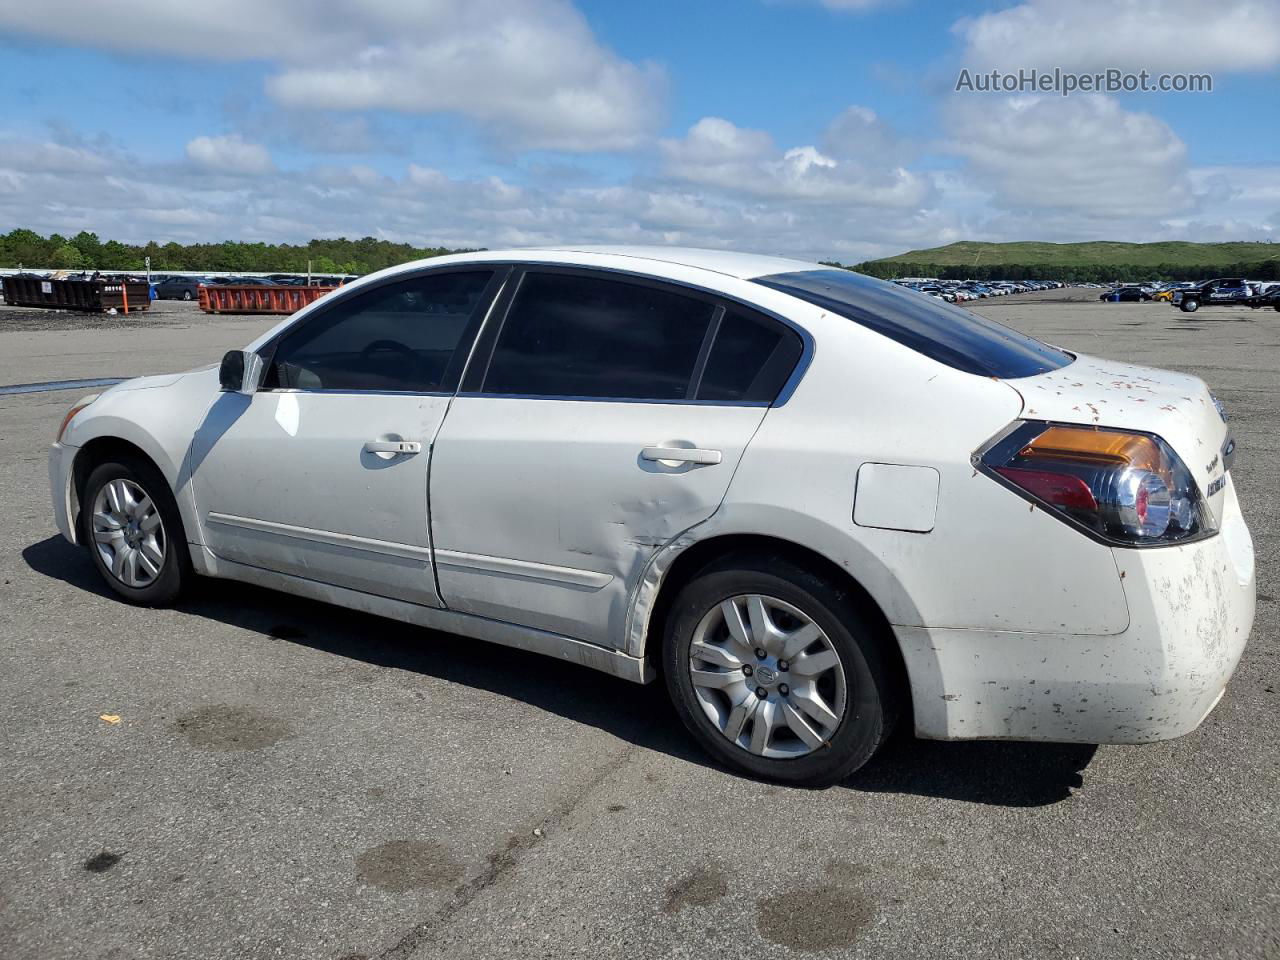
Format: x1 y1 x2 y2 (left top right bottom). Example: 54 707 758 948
872 240 1280 269
853 240 1280 282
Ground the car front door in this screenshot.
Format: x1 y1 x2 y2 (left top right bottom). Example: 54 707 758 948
191 267 504 606
428 267 806 646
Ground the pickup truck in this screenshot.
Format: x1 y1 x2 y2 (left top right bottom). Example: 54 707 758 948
1173 278 1280 313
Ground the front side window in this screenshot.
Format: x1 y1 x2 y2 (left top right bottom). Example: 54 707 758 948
482 272 717 401
755 269 1072 379
264 270 495 392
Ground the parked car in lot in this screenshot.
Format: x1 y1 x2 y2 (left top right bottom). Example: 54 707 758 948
206 276 278 286
1101 286 1150 302
153 276 209 301
48 247 1254 785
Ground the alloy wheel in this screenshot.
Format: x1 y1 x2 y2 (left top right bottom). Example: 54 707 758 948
91 478 166 588
688 594 847 759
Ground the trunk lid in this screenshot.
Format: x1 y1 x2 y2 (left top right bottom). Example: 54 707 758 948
1005 353 1232 525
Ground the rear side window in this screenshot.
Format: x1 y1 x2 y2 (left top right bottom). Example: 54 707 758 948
483 272 716 400
697 310 802 403
754 269 1072 379
264 270 494 392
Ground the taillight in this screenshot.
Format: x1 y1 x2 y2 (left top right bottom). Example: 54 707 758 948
977 422 1214 546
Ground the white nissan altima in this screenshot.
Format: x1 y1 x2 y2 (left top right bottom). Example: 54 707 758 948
48 247 1255 786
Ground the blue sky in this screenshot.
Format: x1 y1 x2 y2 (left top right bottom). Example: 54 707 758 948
0 0 1277 260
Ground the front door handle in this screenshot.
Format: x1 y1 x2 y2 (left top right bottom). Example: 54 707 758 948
364 439 422 455
641 446 722 466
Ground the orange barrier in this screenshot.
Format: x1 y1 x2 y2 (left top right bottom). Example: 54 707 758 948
198 284 335 314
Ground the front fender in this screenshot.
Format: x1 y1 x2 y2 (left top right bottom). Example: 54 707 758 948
60 369 221 548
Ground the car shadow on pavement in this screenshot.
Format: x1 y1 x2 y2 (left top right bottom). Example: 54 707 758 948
845 733 1097 807
25 534 1097 807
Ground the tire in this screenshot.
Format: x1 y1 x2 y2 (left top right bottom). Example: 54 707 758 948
80 456 190 606
1181 298 1199 313
663 555 899 787
182 290 193 301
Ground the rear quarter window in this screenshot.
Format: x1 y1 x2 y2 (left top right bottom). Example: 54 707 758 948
696 309 802 403
754 269 1072 379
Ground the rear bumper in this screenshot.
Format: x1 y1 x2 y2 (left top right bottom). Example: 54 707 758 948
899 478 1255 743
49 442 79 545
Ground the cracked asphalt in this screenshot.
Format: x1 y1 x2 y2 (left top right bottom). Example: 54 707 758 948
1 292 1276 959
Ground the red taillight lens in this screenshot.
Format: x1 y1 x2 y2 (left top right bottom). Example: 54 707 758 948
994 467 1098 511
979 422 1213 546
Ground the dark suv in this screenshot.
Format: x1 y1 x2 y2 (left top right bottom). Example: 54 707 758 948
1173 278 1253 313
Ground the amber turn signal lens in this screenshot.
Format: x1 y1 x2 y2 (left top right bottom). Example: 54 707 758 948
56 396 98 443
1019 426 1162 473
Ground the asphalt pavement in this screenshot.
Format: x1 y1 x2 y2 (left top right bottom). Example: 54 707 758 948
0 292 1276 959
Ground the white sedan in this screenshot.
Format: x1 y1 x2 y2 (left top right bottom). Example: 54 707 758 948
48 247 1255 786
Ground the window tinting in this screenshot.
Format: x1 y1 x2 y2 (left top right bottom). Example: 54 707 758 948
754 269 1072 379
697 310 802 403
483 272 716 400
265 271 494 392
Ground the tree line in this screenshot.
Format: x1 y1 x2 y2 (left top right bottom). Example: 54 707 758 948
0 228 474 275
846 259 1280 283
7 227 1278 283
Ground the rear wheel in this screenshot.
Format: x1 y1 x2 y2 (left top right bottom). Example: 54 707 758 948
182 290 193 301
663 556 899 787
81 457 190 605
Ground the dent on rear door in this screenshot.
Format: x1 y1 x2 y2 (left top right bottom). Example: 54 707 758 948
428 397 769 645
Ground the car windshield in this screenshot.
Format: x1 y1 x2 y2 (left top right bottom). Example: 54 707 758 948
753 269 1072 379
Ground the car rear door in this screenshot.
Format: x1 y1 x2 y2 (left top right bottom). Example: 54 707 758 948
191 267 504 606
428 267 806 647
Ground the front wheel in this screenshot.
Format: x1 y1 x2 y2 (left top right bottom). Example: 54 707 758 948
1181 298 1199 313
81 457 190 605
663 556 899 787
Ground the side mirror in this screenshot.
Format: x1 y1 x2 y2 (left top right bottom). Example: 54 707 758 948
219 350 264 394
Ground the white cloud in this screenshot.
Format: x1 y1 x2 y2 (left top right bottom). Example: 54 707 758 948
943 95 1193 219
1 97 1274 266
0 0 664 153
660 110 931 208
1181 165 1280 238
185 135 275 175
0 130 935 261
955 0 1280 74
0 137 108 174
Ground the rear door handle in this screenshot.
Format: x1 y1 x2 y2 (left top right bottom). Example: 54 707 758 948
641 446 722 465
364 440 422 455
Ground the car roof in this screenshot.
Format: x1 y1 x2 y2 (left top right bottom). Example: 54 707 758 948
446 245 824 281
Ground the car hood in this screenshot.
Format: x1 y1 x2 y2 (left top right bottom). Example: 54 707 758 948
102 363 218 395
1004 352 1233 523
